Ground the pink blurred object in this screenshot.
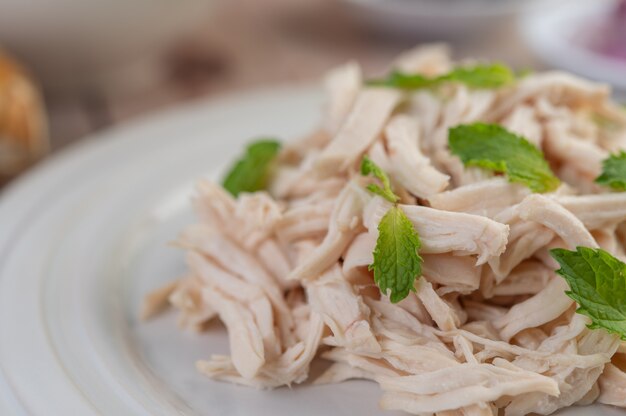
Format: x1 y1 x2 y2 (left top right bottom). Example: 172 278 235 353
521 0 626 93
585 0 626 61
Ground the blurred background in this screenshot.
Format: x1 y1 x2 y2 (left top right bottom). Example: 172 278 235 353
0 0 624 187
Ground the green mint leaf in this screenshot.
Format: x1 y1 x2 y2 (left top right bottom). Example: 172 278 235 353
222 139 281 196
550 247 626 340
367 63 515 90
596 152 626 191
437 63 515 89
367 71 433 89
448 122 560 193
360 156 399 203
370 206 422 303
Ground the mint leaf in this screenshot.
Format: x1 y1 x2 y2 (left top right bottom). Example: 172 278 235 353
367 71 433 90
449 123 560 193
367 63 515 90
596 151 626 191
222 139 281 196
360 156 399 203
370 206 422 303
437 63 515 88
550 247 626 340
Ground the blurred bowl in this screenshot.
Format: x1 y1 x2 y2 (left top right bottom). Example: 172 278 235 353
0 0 213 93
521 0 626 96
342 0 568 40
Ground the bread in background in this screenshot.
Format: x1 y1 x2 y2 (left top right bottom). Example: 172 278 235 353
0 50 48 185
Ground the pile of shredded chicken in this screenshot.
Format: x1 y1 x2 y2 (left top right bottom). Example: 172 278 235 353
144 44 626 415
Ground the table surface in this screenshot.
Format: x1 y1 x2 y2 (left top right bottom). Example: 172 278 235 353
43 0 541 152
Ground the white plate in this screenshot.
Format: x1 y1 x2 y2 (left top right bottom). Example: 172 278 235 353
0 86 621 415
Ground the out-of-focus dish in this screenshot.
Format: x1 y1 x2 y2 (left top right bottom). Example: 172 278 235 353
145 44 626 415
582 0 626 62
342 0 568 39
521 0 626 95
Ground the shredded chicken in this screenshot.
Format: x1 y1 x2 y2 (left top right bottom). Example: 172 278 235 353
315 88 401 176
144 45 626 415
427 178 530 218
385 114 450 198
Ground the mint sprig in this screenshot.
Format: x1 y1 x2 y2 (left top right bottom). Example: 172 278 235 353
596 151 626 191
449 123 560 193
360 157 422 303
370 206 422 303
222 139 281 196
367 63 515 90
360 156 399 203
551 247 626 340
